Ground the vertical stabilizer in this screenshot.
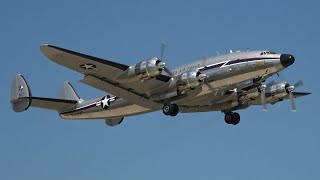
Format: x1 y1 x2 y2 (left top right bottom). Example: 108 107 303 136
60 82 81 101
10 74 32 112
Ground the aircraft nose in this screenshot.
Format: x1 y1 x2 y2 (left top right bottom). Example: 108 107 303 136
280 54 295 67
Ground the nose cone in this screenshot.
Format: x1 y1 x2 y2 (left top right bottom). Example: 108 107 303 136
280 54 295 67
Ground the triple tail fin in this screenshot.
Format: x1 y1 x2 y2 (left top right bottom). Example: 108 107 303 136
60 82 81 101
11 74 79 112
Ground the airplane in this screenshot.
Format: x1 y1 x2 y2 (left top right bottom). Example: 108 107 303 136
10 44 311 126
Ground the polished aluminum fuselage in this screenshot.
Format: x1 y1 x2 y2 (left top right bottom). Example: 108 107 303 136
60 50 284 119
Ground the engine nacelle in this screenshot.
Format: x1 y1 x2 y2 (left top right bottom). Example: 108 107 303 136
265 82 289 99
116 57 166 82
176 71 206 91
135 58 165 80
239 90 260 102
105 117 124 127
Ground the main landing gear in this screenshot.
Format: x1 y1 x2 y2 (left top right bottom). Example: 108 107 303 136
163 103 179 117
224 112 240 125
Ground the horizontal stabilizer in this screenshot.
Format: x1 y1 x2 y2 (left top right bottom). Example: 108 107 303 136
10 74 78 112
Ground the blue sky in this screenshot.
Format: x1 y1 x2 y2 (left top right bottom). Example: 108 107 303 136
1 0 319 179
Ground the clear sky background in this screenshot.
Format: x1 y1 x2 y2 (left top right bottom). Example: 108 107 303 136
1 0 319 179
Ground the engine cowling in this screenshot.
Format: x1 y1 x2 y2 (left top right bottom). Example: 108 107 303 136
135 58 165 80
241 82 291 104
116 57 166 82
176 71 206 91
265 82 289 99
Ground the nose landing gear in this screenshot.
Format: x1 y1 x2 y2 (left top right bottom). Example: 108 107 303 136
224 112 240 125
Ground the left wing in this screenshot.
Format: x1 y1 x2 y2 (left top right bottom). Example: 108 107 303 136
40 45 129 79
40 45 172 107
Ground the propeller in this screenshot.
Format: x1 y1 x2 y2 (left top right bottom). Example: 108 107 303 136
159 42 174 76
259 84 268 111
286 80 303 112
275 71 304 112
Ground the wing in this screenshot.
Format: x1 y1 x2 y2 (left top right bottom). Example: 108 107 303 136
40 45 171 107
40 45 129 80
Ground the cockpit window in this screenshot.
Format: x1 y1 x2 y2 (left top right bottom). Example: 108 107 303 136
260 51 276 55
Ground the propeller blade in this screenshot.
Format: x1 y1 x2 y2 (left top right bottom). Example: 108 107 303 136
160 41 166 61
204 79 214 91
261 90 268 112
159 42 174 77
289 92 297 112
163 67 174 77
294 80 303 88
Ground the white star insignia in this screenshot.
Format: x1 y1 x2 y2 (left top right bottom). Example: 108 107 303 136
101 96 110 109
80 64 96 70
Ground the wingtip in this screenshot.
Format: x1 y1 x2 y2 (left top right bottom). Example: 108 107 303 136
40 44 49 52
40 44 59 57
40 44 50 48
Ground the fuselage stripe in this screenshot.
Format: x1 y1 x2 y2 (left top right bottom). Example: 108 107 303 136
60 96 119 115
199 57 278 71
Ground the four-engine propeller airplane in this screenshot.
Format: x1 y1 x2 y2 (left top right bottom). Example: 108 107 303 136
10 44 310 126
